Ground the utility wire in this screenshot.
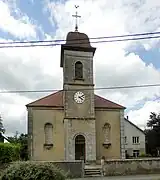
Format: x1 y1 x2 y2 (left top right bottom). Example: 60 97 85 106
0 83 160 94
0 35 160 49
0 31 160 45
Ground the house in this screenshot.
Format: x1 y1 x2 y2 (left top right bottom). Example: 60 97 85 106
26 30 126 162
124 117 146 158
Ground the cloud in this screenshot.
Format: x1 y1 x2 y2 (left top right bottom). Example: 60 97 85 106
94 50 160 108
0 44 62 99
0 93 30 136
43 0 160 125
0 0 160 135
0 1 37 39
127 100 160 129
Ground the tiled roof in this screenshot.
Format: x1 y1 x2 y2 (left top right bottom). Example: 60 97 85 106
26 90 125 109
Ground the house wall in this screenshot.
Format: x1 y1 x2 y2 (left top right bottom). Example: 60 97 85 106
124 119 145 156
28 107 65 161
95 109 122 160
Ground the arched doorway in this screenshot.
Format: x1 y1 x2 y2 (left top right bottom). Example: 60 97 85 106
75 135 86 161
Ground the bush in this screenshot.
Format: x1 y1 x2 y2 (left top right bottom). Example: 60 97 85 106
0 161 66 180
0 143 20 163
139 152 152 158
139 152 146 157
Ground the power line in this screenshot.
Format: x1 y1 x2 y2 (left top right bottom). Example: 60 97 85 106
0 35 160 49
0 83 160 94
0 31 160 45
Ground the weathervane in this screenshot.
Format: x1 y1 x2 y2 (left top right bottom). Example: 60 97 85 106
72 5 81 32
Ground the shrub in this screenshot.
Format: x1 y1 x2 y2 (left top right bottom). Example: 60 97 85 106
139 152 152 158
0 161 66 180
0 143 20 163
139 152 146 157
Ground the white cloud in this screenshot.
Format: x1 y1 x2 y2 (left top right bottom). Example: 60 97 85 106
0 1 37 38
0 0 160 135
127 100 160 129
43 0 160 126
0 93 30 135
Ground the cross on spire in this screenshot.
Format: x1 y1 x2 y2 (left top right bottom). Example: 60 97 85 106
72 5 81 32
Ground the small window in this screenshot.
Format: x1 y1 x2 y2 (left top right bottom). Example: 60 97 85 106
124 136 127 144
44 123 53 146
132 136 139 144
133 150 140 157
75 61 83 79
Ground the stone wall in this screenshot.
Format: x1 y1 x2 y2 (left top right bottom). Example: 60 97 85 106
104 158 160 176
49 160 84 178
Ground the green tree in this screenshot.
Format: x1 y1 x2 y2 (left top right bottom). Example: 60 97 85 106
145 112 160 156
147 112 160 129
7 133 28 161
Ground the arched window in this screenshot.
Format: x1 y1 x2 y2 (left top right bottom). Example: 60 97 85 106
75 61 83 79
44 123 53 145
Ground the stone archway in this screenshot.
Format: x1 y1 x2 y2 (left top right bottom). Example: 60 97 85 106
75 135 86 161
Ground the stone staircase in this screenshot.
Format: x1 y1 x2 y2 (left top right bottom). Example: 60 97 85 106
84 165 102 177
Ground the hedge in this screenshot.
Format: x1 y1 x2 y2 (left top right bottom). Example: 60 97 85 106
0 143 20 163
0 161 66 180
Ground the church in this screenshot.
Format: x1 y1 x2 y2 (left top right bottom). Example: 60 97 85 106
26 29 126 162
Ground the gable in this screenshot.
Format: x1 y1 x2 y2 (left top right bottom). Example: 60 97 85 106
26 90 125 109
124 118 145 135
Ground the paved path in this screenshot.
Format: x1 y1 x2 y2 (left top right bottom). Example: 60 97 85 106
70 174 160 180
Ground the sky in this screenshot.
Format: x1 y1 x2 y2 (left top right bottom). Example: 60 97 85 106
0 0 160 136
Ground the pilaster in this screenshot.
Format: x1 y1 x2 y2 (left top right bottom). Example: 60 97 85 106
120 110 125 159
27 107 33 160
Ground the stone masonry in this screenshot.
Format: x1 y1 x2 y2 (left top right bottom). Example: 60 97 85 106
64 119 96 161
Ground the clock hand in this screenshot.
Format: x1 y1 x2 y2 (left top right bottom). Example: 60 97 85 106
78 96 83 100
79 95 84 100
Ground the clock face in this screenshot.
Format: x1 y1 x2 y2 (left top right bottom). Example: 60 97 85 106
74 91 85 104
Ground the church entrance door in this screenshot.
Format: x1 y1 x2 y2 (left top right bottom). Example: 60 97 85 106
75 135 86 162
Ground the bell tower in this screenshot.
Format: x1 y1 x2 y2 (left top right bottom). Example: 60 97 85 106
60 8 96 162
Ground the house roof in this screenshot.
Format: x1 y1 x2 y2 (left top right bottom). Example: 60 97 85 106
124 118 145 134
26 90 125 109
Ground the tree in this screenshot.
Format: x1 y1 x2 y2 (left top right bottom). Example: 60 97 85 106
0 115 5 134
145 112 160 156
7 133 28 161
147 112 160 129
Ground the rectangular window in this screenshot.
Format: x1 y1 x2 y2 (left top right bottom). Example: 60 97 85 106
132 136 139 144
133 150 140 157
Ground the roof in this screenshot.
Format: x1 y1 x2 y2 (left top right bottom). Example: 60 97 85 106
60 31 96 67
66 31 91 48
26 90 125 109
124 118 145 134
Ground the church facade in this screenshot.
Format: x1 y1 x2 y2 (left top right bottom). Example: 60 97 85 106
26 31 126 162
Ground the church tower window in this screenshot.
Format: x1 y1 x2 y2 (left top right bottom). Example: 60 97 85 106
44 123 53 149
75 61 83 79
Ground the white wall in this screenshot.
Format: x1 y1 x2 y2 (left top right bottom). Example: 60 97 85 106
124 119 145 156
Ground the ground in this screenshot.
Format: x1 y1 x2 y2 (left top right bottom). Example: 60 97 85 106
70 174 160 180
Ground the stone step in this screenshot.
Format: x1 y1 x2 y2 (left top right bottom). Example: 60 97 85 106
84 167 102 177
